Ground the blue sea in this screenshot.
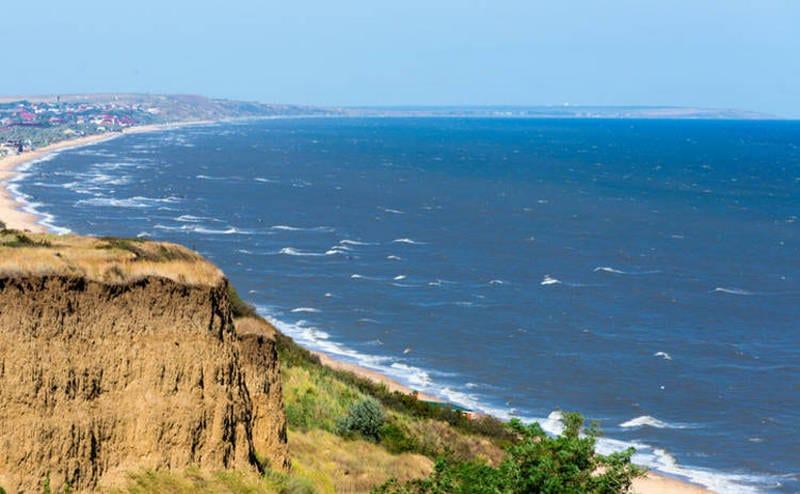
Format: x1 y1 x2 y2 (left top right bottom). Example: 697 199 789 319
12 117 800 493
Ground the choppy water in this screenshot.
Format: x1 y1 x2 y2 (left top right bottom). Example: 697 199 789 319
14 117 800 493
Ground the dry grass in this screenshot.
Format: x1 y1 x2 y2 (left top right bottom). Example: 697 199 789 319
0 231 223 286
108 466 283 494
289 429 433 494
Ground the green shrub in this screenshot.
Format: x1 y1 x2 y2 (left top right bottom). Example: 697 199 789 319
336 398 386 442
374 412 645 494
228 284 258 318
379 421 418 454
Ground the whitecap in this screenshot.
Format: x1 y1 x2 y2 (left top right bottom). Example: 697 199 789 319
393 275 407 281
75 196 179 208
387 255 403 261
271 225 334 233
340 239 377 246
540 275 562 286
489 279 507 285
351 274 364 279
594 266 628 275
291 307 321 313
176 214 221 223
279 247 340 257
593 266 660 275
392 238 426 245
382 208 405 214
620 415 688 429
713 287 754 296
654 351 672 360
193 226 249 235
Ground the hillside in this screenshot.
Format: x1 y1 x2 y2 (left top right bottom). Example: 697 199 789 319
0 232 288 492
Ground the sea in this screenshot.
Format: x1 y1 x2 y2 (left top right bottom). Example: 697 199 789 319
10 117 800 493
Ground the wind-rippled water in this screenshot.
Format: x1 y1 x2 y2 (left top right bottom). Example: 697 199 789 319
14 117 800 493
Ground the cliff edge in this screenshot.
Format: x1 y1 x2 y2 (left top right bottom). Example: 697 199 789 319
0 232 288 492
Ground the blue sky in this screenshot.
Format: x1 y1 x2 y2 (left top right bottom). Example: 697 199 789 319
3 1 799 116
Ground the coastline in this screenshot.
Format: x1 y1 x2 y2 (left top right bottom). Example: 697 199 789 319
0 120 213 231
312 349 714 494
0 121 715 494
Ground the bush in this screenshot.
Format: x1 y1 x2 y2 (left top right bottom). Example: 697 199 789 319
336 398 386 442
374 412 645 494
379 421 418 454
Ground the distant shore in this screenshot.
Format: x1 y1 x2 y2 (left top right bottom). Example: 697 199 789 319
0 120 715 494
0 121 213 231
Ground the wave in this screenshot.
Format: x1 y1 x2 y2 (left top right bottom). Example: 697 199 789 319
278 247 341 257
256 305 771 494
593 266 660 275
488 279 508 285
654 351 673 360
340 239 377 246
620 415 693 429
540 275 598 288
392 238 426 245
270 225 335 233
387 255 403 261
153 224 250 235
75 196 179 208
393 275 407 281
175 214 222 223
713 287 754 296
291 307 321 313
196 174 240 181
382 208 405 215
540 275 561 286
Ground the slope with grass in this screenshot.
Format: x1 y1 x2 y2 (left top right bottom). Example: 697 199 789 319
0 232 287 493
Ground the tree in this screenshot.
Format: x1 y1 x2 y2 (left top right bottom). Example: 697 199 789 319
337 398 386 442
373 412 645 494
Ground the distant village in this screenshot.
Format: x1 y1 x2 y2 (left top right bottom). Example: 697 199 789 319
0 94 334 158
0 98 162 156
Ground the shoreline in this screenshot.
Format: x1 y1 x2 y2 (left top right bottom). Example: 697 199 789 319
0 120 214 232
311 349 713 494
0 120 715 494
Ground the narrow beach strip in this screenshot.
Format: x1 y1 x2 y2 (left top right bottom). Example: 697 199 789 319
0 121 213 231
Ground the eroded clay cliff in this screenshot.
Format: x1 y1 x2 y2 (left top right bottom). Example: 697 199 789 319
0 234 288 493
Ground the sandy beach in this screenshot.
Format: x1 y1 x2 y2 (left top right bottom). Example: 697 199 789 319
0 123 715 494
0 121 213 232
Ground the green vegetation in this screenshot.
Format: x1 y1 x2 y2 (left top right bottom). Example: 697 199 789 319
274 320 645 493
337 398 387 442
98 236 195 262
0 228 51 247
375 414 645 494
228 284 259 319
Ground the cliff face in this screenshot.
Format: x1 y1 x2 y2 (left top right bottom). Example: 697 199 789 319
0 273 288 492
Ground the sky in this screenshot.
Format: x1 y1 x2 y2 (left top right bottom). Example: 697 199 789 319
2 1 799 117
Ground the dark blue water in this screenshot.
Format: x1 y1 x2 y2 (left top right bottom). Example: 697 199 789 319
14 118 800 492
